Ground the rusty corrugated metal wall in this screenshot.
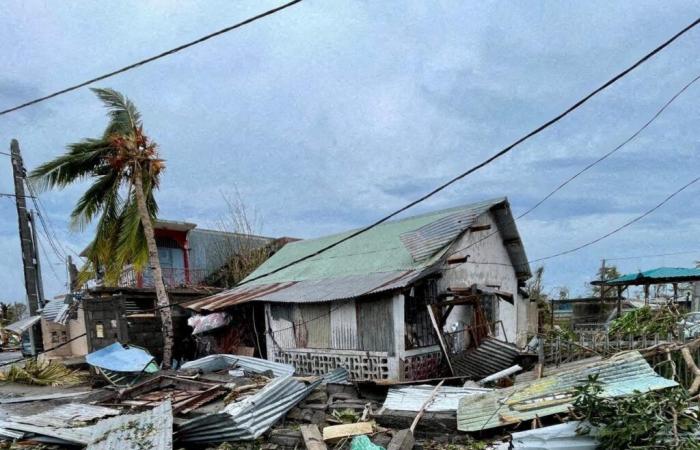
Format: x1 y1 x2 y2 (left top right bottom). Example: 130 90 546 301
356 296 395 353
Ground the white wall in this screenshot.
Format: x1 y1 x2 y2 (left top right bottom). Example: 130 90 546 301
437 211 529 345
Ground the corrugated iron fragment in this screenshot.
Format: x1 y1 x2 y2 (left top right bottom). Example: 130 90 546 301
180 354 295 377
4 315 41 335
178 375 322 443
383 384 492 412
451 337 524 379
322 367 349 384
7 403 120 428
86 400 172 450
186 270 422 312
510 421 598 450
457 351 678 432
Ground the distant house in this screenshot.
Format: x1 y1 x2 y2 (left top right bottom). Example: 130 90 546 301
78 219 280 361
187 198 533 381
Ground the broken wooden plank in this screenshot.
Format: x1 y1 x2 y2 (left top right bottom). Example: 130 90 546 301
322 422 374 443
387 429 415 450
300 424 327 450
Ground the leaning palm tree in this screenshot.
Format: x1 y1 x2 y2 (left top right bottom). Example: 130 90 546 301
30 88 175 367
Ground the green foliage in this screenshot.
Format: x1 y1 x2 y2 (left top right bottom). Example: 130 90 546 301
573 375 700 449
608 305 680 337
29 88 163 286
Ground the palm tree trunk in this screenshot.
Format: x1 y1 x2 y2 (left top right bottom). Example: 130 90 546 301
132 163 174 368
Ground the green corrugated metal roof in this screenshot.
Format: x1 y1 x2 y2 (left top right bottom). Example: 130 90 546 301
599 267 700 286
243 198 505 285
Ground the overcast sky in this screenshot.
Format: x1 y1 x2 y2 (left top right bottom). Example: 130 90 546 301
1 1 699 303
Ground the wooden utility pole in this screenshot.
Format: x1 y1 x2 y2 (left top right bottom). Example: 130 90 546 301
599 259 606 300
10 139 44 354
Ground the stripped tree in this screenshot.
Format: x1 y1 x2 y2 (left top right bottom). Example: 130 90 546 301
29 88 175 367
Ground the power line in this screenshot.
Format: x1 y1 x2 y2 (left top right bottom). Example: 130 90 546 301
530 175 700 263
0 0 303 117
0 151 10 156
142 18 700 327
605 250 700 261
442 71 700 264
0 193 35 199
237 17 700 288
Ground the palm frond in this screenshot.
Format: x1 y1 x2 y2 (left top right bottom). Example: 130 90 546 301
29 139 111 192
70 170 122 231
90 88 141 136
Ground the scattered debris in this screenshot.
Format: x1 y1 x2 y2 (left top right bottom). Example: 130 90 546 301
0 391 93 404
180 353 295 378
0 359 83 386
112 375 225 414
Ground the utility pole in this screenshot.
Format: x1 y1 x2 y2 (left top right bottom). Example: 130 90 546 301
10 139 44 354
599 259 606 301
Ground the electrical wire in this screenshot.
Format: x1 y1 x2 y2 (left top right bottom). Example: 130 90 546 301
235 16 700 288
605 250 700 261
530 175 700 263
442 71 700 264
0 0 303 117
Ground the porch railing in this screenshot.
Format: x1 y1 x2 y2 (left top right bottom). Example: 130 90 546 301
119 266 208 289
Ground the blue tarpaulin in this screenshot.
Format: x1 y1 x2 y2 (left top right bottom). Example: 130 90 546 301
86 343 157 373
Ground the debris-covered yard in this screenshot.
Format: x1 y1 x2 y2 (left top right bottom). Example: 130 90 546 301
2 332 700 450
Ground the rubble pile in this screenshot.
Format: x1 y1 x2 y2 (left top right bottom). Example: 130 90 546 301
0 344 690 449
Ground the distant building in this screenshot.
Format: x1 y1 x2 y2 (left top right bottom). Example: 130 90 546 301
188 198 534 381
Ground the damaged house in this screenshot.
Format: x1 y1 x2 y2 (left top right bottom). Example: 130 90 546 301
80 219 282 361
187 198 534 381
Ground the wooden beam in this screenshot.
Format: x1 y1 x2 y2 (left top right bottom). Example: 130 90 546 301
427 304 454 376
300 425 327 450
469 224 491 232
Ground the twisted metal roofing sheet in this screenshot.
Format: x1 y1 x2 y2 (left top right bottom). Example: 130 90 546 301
178 375 321 443
457 351 677 432
400 205 492 261
4 315 41 335
40 297 71 324
451 337 525 379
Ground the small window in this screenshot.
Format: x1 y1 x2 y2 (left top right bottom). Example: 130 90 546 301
51 331 59 344
95 322 104 338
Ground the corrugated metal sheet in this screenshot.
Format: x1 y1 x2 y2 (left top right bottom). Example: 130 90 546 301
186 270 421 311
4 315 41 335
7 403 120 428
322 367 349 384
0 391 92 404
451 337 524 379
511 421 598 449
188 228 274 281
40 297 72 324
356 296 394 352
178 375 322 443
457 351 678 432
180 354 295 377
383 384 492 412
400 206 490 261
330 300 358 349
0 401 172 448
86 400 172 450
595 267 700 286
